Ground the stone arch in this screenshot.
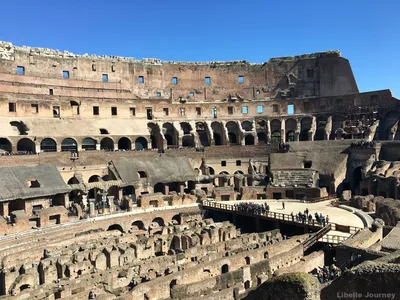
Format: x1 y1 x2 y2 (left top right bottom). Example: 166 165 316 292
315 116 328 140
68 177 80 184
17 138 35 153
242 120 253 131
331 115 346 139
152 217 164 227
196 122 210 147
172 214 181 225
285 118 297 133
244 135 255 145
122 185 135 197
135 137 148 150
245 256 251 265
221 264 229 274
218 171 230 187
300 117 312 141
147 123 163 149
100 137 114 151
226 121 239 145
118 137 132 150
132 220 145 230
61 138 78 152
0 138 12 153
40 138 57 152
180 122 192 135
82 137 97 151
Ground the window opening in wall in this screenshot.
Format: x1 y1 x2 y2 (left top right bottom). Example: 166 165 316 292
242 106 248 114
304 102 310 113
53 106 60 118
205 77 211 85
257 105 263 113
31 104 39 114
100 128 109 134
8 103 16 112
238 76 244 84
156 92 161 97
287 104 294 115
62 71 69 79
130 107 135 116
138 76 144 84
179 107 185 116
221 161 227 167
172 77 178 85
272 104 279 113
256 90 260 95
92 63 96 71
236 160 241 166
93 106 100 115
307 69 314 78
163 108 169 116
212 107 217 119
70 101 80 115
28 179 40 188
16 66 25 75
102 74 108 82
111 107 117 116
146 108 153 120
304 161 312 168
49 89 53 95
190 92 194 97
228 106 233 115
196 107 201 116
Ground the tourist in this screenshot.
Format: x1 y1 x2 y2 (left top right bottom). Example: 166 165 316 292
282 202 285 210
326 215 330 224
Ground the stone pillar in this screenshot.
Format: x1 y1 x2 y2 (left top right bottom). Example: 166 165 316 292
295 118 301 141
63 194 70 208
281 118 286 143
118 188 123 201
206 121 215 146
89 199 96 217
179 183 185 195
173 121 183 147
266 120 271 143
221 121 229 145
35 144 40 154
164 185 169 195
1 202 9 216
309 116 316 141
96 142 101 150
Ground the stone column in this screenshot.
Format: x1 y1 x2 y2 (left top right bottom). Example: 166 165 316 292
63 194 70 208
295 118 301 141
164 185 169 195
179 183 185 195
205 121 215 146
89 199 96 217
281 118 286 143
266 120 271 143
1 202 9 216
309 116 316 141
173 121 183 147
221 121 229 145
324 116 332 140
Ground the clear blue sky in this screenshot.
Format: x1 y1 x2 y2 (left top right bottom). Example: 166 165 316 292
0 0 399 96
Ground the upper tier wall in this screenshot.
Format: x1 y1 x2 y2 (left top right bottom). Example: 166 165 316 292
0 41 359 101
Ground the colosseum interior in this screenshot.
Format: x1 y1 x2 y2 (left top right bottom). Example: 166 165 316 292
0 41 400 300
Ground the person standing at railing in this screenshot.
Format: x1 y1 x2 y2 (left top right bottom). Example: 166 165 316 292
326 215 329 224
282 202 285 210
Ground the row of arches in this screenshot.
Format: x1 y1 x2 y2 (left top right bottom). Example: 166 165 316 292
0 136 149 153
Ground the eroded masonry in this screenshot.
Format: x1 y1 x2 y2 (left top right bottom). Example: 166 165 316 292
0 42 400 300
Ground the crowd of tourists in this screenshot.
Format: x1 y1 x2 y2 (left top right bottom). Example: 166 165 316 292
314 264 341 283
234 202 270 215
0 150 36 156
350 140 376 148
290 208 330 226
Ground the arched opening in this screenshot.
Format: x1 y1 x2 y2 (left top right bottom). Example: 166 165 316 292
19 284 31 292
228 132 237 144
67 177 79 184
172 214 181 225
88 175 100 183
40 138 56 152
135 137 148 150
180 122 192 135
170 279 177 290
214 133 221 146
100 128 109 134
107 224 124 233
147 123 163 149
221 264 229 274
208 167 215 175
196 122 210 147
244 281 250 289
315 116 327 140
163 123 178 147
138 171 147 178
123 185 135 197
118 137 131 150
300 117 312 141
245 256 251 265
82 137 97 151
132 220 145 230
100 137 114 151
286 131 295 142
264 252 269 259
154 182 165 194
226 121 239 145
218 171 230 187
353 166 363 193
61 138 78 152
0 138 12 153
331 115 345 140
211 122 224 146
257 132 266 144
242 121 253 131
17 138 35 153
244 135 255 145
152 217 164 227
271 131 281 144
182 135 194 147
